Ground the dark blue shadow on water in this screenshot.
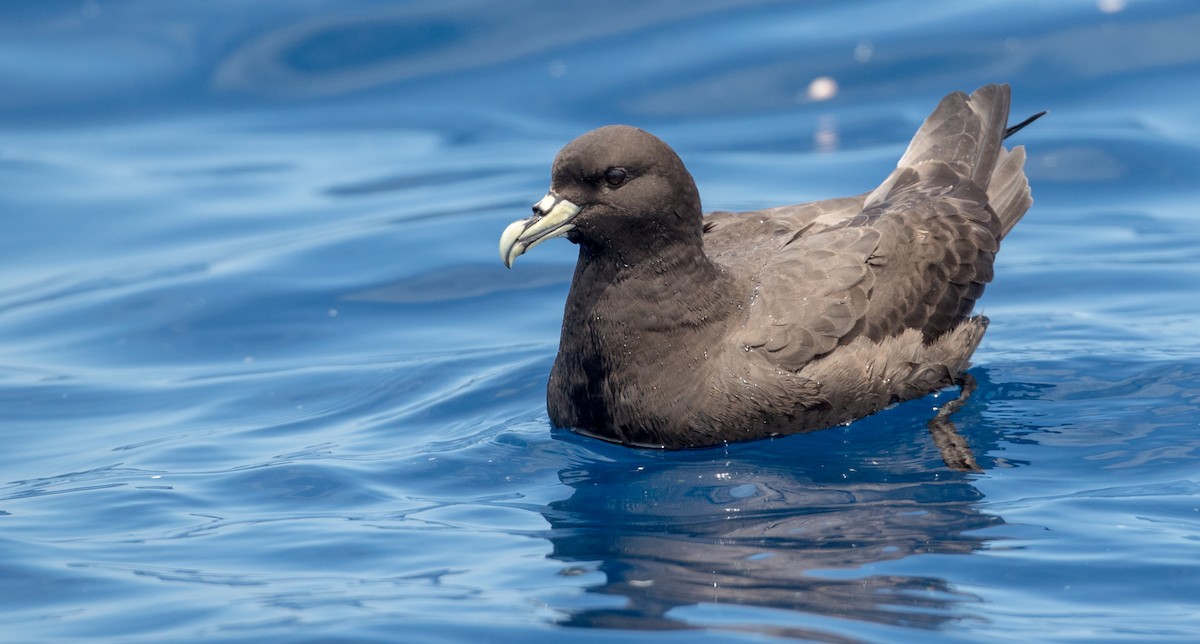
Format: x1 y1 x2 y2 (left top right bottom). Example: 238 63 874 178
535 367 1026 636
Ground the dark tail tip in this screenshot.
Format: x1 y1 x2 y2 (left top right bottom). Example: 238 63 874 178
1004 110 1048 140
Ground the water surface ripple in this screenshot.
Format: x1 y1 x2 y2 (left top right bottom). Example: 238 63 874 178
2 1 1199 641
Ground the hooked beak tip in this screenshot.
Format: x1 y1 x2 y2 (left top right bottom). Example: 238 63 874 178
497 193 581 268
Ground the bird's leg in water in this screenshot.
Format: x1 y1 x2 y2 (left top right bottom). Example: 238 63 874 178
927 373 981 472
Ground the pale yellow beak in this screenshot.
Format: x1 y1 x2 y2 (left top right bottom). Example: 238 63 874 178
499 192 581 268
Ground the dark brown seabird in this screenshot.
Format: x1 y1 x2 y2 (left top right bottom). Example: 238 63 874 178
499 84 1041 461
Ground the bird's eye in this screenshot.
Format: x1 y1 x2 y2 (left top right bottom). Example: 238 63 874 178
603 167 629 187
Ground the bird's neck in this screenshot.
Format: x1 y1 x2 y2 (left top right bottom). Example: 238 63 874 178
563 240 737 347
549 239 740 441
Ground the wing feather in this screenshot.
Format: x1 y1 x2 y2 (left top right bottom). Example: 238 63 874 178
700 84 1027 376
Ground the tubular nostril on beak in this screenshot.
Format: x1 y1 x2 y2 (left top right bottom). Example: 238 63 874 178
532 193 558 218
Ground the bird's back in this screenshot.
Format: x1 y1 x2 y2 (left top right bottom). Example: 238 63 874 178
705 84 1030 359
694 85 1032 432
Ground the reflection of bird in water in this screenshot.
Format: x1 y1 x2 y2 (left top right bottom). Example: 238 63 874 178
542 399 1006 638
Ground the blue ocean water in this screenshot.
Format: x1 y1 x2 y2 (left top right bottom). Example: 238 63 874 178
2 0 1199 641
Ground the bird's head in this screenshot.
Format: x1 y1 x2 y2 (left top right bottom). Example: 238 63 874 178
500 125 702 268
